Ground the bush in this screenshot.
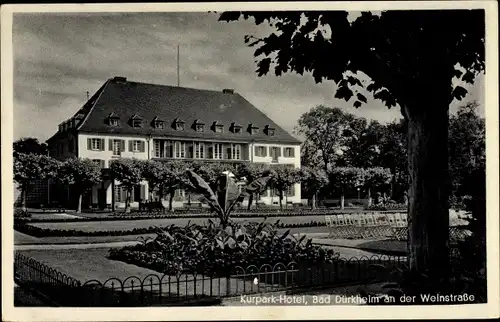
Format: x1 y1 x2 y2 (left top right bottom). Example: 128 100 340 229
108 220 339 276
365 203 407 211
14 208 31 219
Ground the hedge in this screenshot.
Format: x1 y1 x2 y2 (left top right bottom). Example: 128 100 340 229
14 220 328 238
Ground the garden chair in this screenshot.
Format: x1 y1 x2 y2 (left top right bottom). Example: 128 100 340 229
348 214 363 239
325 215 334 238
344 214 358 239
392 213 408 241
336 214 349 238
375 213 392 238
364 213 380 238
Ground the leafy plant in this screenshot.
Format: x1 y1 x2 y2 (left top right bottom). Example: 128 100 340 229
108 220 340 276
185 169 273 228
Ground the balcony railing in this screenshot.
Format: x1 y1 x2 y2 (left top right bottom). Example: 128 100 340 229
152 156 249 163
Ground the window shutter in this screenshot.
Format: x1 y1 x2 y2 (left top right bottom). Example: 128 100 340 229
226 147 232 160
140 141 145 153
263 147 267 157
254 146 259 157
87 138 91 150
277 147 281 157
129 140 133 152
109 139 113 151
290 148 295 157
121 140 125 151
100 139 105 151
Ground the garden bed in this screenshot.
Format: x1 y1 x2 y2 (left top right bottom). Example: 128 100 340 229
107 221 340 278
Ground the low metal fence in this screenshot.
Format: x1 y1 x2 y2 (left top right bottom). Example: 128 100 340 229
15 252 409 307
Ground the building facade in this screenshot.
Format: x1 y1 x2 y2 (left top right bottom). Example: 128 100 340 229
46 77 301 210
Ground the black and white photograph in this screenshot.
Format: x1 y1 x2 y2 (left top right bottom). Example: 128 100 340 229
1 1 499 320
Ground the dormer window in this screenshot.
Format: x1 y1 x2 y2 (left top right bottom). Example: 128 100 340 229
130 114 143 128
152 117 164 129
213 121 224 133
230 122 242 134
193 120 205 132
265 125 276 136
248 124 260 135
173 118 185 131
107 112 120 127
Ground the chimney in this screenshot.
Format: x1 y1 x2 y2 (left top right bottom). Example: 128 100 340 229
222 88 234 94
113 76 127 82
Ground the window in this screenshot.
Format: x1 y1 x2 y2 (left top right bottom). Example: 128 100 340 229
215 125 224 133
213 143 223 159
154 121 164 129
176 122 185 131
132 119 143 128
284 147 295 158
89 138 103 151
232 144 241 160
174 141 186 158
110 119 119 127
286 185 295 197
248 125 260 135
255 146 267 157
194 142 205 159
195 124 204 132
114 185 126 203
234 127 241 134
112 140 122 156
130 140 143 153
92 159 105 169
270 146 281 160
268 129 275 136
154 140 162 158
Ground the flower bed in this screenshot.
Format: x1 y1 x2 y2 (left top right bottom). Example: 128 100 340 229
108 221 339 276
13 219 328 237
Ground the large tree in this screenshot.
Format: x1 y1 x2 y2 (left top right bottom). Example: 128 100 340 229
219 10 484 278
294 105 359 172
448 101 485 201
14 153 60 211
109 158 144 213
269 165 301 210
328 167 364 209
58 158 102 213
13 137 48 156
300 166 329 209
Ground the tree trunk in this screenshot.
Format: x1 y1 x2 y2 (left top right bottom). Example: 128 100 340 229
76 192 83 213
405 103 450 279
340 187 345 209
279 190 283 210
311 193 316 210
247 193 254 210
125 189 132 213
168 191 175 211
20 185 27 212
367 188 372 207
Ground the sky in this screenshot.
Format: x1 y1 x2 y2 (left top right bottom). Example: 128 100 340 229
12 11 484 142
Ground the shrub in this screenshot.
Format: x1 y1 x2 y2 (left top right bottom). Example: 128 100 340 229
14 208 31 219
365 203 407 211
108 220 339 275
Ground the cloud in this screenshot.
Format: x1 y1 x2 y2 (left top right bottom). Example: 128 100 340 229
12 12 484 142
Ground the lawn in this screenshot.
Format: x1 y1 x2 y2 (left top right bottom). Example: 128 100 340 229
29 215 327 232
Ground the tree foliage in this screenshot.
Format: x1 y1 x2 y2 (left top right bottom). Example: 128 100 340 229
219 10 484 112
109 158 144 213
328 167 364 208
295 105 360 171
13 137 48 156
13 153 60 210
449 102 485 199
300 166 329 208
269 165 301 210
58 158 102 213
